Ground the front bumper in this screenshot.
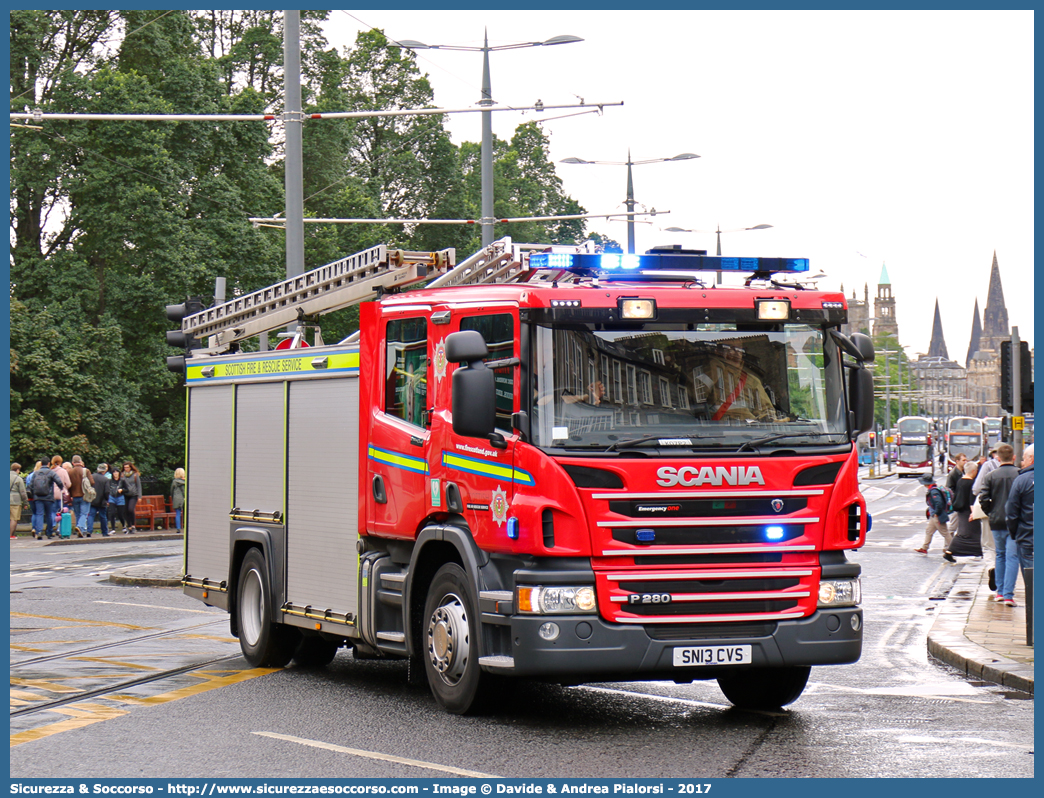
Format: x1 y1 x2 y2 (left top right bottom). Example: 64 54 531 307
492 608 862 680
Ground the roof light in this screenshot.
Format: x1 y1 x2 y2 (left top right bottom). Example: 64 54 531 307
619 298 656 319
529 252 809 277
757 299 791 320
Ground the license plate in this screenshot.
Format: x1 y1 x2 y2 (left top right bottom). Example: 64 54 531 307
673 644 753 667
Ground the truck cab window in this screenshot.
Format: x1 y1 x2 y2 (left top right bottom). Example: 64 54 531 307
385 317 428 427
460 313 515 431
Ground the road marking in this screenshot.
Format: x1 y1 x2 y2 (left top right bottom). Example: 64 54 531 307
11 612 151 630
10 668 276 747
11 703 129 746
254 732 500 777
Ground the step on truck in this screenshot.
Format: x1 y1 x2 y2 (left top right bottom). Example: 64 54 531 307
169 239 875 714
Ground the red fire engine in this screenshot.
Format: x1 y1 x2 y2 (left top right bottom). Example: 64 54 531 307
169 239 875 714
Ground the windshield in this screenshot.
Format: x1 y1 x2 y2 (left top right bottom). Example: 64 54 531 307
898 419 929 435
530 323 847 451
949 433 982 460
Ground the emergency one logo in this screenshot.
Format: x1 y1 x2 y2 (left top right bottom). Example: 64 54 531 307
434 342 448 383
490 486 509 527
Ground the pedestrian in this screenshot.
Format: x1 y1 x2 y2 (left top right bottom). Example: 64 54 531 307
10 463 29 539
1004 443 1034 607
916 473 953 554
29 459 63 539
24 461 42 536
68 455 91 538
171 468 186 533
944 460 982 562
106 465 128 533
979 443 1020 604
121 462 142 534
50 456 72 534
85 463 111 538
945 453 968 533
973 448 1000 553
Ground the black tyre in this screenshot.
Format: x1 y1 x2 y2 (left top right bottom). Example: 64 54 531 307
236 548 299 667
423 563 488 714
293 635 340 668
717 666 811 710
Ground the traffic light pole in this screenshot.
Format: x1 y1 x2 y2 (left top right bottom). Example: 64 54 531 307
1012 326 1023 462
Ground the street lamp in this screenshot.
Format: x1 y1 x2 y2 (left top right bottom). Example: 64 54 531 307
664 223 774 256
560 151 699 254
396 31 583 247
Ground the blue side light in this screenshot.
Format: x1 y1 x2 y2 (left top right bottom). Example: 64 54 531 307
866 512 872 534
636 528 656 543
765 526 785 540
506 517 519 540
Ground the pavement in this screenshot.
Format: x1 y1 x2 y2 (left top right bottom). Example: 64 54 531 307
11 520 1034 695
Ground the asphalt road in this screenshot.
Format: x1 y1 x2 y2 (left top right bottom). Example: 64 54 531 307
9 476 1034 779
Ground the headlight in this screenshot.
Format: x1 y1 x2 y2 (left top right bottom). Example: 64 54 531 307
517 585 598 615
818 578 861 607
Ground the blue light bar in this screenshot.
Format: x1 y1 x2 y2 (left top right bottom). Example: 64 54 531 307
529 252 808 274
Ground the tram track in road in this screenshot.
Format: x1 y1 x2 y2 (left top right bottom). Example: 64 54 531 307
11 654 241 718
10 619 228 668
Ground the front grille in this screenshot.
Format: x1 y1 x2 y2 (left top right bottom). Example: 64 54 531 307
600 567 815 624
609 497 808 518
611 525 803 546
634 552 785 566
623 599 799 617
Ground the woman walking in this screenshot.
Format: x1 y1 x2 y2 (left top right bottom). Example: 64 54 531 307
171 468 186 533
121 462 142 534
945 460 983 562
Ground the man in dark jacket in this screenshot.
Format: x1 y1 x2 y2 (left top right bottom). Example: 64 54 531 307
1005 444 1034 598
85 464 110 538
979 443 1020 604
29 460 63 539
944 453 968 532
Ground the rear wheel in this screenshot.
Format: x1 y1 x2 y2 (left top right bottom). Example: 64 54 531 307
292 635 340 667
717 666 811 710
236 548 299 667
423 563 489 714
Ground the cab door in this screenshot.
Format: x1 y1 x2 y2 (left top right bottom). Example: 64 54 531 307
431 309 524 552
367 312 432 540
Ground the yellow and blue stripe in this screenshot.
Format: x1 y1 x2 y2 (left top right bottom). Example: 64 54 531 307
441 451 535 486
368 446 429 475
186 350 359 384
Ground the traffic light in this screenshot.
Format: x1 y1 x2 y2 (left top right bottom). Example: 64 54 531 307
165 296 204 373
867 431 876 449
1000 340 1032 412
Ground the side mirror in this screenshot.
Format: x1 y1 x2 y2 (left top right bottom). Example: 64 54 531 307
447 330 496 440
830 329 875 364
850 366 875 436
850 332 875 363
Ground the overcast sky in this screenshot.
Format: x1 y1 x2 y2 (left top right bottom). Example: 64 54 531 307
323 10 1032 361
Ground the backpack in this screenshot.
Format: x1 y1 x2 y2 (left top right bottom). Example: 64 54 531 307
32 467 54 499
82 474 97 503
927 485 953 516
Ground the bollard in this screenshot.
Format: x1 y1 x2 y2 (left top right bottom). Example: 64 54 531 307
1024 567 1033 647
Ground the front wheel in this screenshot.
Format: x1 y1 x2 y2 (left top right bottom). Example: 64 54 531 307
423 563 489 714
717 666 811 710
236 548 299 667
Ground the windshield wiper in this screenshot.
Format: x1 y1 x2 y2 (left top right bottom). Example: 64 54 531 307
736 432 845 453
605 434 727 453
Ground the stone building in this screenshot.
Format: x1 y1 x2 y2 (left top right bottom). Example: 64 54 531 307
873 264 899 340
911 300 967 419
841 283 870 338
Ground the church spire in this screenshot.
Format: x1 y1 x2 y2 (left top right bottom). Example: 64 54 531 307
965 298 982 367
928 299 949 359
980 250 1009 352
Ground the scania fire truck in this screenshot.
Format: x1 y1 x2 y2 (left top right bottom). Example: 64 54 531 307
169 239 875 714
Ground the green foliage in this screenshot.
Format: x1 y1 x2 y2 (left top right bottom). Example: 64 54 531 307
9 15 588 477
